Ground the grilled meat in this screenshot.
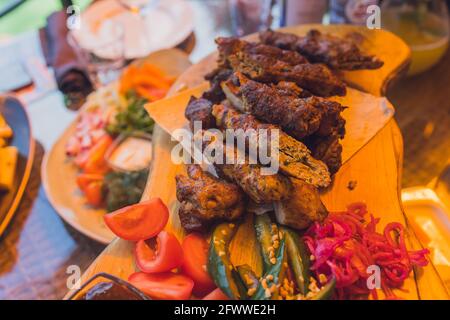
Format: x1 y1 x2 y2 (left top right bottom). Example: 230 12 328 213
260 29 384 71
185 96 215 131
202 68 233 103
222 73 346 140
196 130 293 204
216 37 346 97
212 104 331 187
274 178 328 230
176 164 245 233
304 134 343 174
178 203 209 233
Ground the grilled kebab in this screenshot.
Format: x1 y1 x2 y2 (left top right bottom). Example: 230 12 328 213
175 164 245 233
222 73 346 140
274 178 328 230
211 104 331 187
260 29 384 70
216 37 346 97
195 130 293 204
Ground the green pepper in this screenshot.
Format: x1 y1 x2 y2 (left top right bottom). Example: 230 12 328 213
283 227 311 295
254 214 281 271
208 223 245 299
237 264 259 291
250 238 286 300
309 277 336 300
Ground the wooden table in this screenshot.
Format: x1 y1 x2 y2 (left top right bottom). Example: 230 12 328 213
387 49 450 188
1 1 449 299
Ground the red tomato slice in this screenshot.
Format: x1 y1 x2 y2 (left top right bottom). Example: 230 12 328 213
181 233 215 296
135 231 184 273
128 272 194 300
104 198 169 241
202 288 229 300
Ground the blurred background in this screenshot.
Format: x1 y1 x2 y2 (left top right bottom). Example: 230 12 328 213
0 0 449 299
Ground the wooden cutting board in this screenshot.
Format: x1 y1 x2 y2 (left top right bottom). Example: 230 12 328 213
66 25 449 300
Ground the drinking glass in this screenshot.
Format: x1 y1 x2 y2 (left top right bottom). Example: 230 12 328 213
228 0 276 36
382 0 450 76
68 23 126 88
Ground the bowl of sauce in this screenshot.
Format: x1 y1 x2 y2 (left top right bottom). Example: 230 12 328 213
106 133 153 172
382 0 449 76
67 272 149 300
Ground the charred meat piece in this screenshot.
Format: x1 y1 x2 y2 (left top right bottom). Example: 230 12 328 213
185 96 215 131
304 134 343 174
274 81 312 98
178 204 209 233
196 130 293 204
274 178 328 230
260 29 384 71
212 104 331 187
222 73 346 140
216 37 346 97
202 68 233 103
217 36 308 67
176 164 245 233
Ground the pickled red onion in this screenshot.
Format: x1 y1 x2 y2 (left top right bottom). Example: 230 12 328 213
303 203 429 300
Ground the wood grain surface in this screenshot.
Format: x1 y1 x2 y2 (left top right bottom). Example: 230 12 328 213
67 25 449 300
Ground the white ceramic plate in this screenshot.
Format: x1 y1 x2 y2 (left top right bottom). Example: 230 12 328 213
41 49 191 244
73 0 194 60
402 187 450 290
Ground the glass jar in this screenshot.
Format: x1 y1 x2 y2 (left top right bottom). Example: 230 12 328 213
382 0 450 76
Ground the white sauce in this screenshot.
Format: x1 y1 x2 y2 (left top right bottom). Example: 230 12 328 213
109 137 152 171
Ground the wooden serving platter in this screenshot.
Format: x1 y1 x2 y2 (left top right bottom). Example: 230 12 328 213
67 25 449 300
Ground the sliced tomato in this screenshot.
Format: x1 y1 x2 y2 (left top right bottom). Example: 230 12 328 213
84 181 104 207
76 173 104 191
135 231 184 273
104 198 169 241
128 272 194 300
202 288 229 300
181 233 215 296
83 135 113 174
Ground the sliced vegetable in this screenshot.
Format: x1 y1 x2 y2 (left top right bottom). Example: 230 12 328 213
135 231 183 273
83 135 113 174
181 233 216 296
104 198 169 241
236 265 259 291
202 288 229 300
254 214 280 271
309 277 336 300
304 203 429 299
83 180 104 207
207 223 243 299
283 227 311 295
251 238 286 300
76 173 104 191
128 272 194 300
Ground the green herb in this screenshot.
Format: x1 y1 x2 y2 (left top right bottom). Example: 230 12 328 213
106 91 154 136
103 169 149 212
